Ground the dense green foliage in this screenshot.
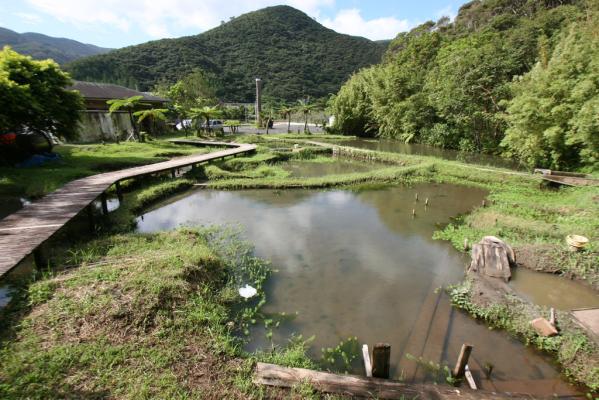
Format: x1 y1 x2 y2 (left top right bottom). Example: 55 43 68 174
331 0 597 169
0 46 83 139
66 6 385 102
502 11 599 169
0 27 111 64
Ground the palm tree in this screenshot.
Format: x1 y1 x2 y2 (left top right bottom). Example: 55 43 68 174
107 95 144 140
133 108 167 136
189 106 221 134
279 105 294 133
297 99 316 134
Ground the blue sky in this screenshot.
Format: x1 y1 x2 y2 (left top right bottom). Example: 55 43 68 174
0 0 465 48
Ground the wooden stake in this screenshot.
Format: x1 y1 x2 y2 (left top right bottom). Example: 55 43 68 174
372 343 391 379
115 181 123 202
453 344 473 379
33 247 46 269
425 198 429 206
550 308 556 327
362 344 372 378
100 192 108 215
412 209 416 217
481 200 486 207
415 193 419 201
464 365 477 390
463 238 469 251
87 205 95 233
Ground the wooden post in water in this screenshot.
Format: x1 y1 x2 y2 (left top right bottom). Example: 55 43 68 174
415 193 419 201
453 344 473 379
171 169 176 178
425 198 429 206
87 205 95 233
100 192 108 216
362 344 372 378
115 181 123 202
33 247 46 269
372 343 391 379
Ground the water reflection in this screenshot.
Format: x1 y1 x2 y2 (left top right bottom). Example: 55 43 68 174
136 184 575 391
334 138 526 170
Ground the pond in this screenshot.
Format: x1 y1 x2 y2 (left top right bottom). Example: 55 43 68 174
135 183 582 395
330 138 526 171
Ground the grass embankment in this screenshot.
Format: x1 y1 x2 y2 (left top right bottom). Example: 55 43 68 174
0 140 209 198
449 279 599 392
0 228 322 398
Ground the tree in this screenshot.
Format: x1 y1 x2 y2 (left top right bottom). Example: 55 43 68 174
158 69 219 109
0 46 83 140
189 106 221 134
133 108 167 136
502 11 599 169
279 105 294 133
296 99 316 133
224 120 240 134
107 95 144 140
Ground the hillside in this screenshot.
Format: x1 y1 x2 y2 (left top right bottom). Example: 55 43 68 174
0 27 112 64
330 0 596 170
67 6 386 102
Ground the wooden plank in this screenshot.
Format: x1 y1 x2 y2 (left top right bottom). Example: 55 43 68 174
0 141 256 278
253 362 528 399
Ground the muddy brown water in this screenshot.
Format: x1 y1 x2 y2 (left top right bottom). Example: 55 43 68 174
511 267 599 310
331 138 527 171
135 183 584 395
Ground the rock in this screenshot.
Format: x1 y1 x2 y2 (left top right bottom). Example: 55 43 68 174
530 317 559 337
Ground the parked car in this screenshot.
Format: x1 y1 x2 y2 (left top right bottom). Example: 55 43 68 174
202 120 224 130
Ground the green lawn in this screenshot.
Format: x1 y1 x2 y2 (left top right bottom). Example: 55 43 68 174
0 140 209 198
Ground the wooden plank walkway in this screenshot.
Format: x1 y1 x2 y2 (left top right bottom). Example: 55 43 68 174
0 140 255 278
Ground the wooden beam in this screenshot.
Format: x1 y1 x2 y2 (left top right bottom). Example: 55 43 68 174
372 343 391 379
253 363 525 400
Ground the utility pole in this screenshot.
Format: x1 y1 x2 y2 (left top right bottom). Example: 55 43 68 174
255 78 262 126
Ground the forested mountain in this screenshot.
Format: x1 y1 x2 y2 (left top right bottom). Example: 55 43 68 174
67 6 386 102
331 0 598 170
0 27 112 64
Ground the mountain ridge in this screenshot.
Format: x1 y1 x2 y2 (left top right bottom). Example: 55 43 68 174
0 27 112 64
67 5 386 102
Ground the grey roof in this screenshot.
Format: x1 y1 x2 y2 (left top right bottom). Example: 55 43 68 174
68 80 168 103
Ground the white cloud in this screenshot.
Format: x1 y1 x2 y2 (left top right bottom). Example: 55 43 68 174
14 12 43 25
321 8 412 40
25 0 335 38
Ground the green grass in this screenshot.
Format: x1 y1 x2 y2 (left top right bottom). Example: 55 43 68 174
133 179 195 212
0 228 323 399
0 140 209 198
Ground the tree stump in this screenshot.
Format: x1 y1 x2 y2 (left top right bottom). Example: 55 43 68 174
468 236 515 282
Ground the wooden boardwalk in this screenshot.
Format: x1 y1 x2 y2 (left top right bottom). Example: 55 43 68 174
0 140 255 278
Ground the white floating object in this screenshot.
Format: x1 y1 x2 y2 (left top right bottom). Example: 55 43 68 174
239 284 257 299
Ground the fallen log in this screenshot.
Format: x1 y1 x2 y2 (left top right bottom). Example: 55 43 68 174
253 362 531 399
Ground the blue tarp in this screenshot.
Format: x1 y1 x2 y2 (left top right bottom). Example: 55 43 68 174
15 152 61 168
